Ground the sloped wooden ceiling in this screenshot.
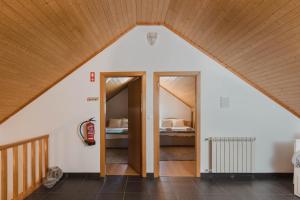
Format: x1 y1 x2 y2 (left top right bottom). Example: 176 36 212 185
1 0 300 123
106 77 134 100
160 76 195 108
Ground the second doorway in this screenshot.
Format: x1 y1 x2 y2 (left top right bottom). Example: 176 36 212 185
100 72 146 177
154 72 200 177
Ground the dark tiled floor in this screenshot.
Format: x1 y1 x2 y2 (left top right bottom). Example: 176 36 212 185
26 175 300 200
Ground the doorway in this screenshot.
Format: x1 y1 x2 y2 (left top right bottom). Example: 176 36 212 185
100 72 146 177
153 72 200 177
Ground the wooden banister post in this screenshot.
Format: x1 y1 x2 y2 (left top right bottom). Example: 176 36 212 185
31 141 36 188
44 137 49 175
1 149 8 200
23 143 28 197
38 140 42 182
0 135 49 199
13 146 19 199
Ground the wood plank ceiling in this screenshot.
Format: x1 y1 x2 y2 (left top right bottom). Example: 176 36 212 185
160 76 195 108
1 0 300 123
105 77 134 100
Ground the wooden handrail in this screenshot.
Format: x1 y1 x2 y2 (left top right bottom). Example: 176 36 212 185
0 134 49 200
0 134 48 150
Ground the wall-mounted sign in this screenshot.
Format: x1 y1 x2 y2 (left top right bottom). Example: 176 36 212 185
90 72 95 82
220 96 230 109
87 97 99 102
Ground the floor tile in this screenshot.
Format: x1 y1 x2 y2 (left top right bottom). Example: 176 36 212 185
78 179 104 194
49 178 84 193
96 193 124 200
44 193 96 200
99 176 127 193
182 194 235 200
125 181 150 193
125 192 178 200
193 180 227 194
26 175 299 200
25 193 47 200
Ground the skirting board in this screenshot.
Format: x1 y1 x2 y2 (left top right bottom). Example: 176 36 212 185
64 173 103 179
146 173 155 179
64 173 154 179
63 172 292 180
200 173 293 180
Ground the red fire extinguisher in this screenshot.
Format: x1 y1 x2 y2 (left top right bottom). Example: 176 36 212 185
79 118 96 146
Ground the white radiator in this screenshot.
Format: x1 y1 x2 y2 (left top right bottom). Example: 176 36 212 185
206 137 256 173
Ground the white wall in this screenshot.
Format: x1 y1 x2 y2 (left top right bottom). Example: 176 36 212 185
159 88 192 122
106 88 128 120
1 26 300 173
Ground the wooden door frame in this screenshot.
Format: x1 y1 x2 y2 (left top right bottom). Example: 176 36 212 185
100 71 147 177
153 71 201 177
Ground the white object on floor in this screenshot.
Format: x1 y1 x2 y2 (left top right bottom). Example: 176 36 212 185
43 166 63 189
294 139 300 197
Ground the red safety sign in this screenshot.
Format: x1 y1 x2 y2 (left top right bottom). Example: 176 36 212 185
90 72 95 82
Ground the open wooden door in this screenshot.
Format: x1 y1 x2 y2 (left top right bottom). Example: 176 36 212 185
128 78 142 174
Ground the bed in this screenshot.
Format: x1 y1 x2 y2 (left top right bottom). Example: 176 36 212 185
106 128 128 137
160 119 195 146
106 118 129 148
160 126 195 137
106 128 128 148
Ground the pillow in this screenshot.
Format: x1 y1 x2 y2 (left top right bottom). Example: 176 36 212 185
121 118 128 128
172 119 185 127
161 119 173 128
108 118 122 128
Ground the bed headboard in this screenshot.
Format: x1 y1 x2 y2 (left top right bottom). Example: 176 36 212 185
160 118 193 128
184 120 192 127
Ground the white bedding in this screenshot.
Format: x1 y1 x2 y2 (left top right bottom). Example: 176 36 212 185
106 127 128 139
106 127 128 134
160 126 194 131
160 126 195 137
160 132 195 137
